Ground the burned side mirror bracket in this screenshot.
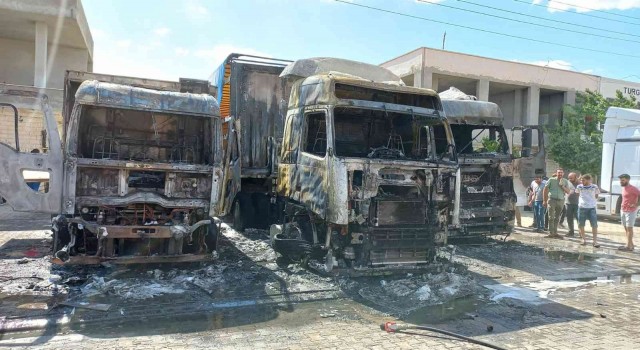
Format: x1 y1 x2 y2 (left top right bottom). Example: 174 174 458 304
327 147 334 157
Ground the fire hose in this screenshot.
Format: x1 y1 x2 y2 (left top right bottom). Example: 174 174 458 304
381 322 508 350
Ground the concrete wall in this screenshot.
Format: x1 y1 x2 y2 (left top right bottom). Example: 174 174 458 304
47 45 90 88
600 77 640 100
382 47 604 128
0 37 89 89
0 86 63 153
417 48 599 92
490 91 518 128
0 37 34 86
382 48 424 79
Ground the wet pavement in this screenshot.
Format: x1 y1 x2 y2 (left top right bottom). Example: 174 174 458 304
1 206 640 349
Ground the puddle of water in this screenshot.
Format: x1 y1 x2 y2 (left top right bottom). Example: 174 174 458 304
485 278 615 305
543 249 595 262
0 294 54 309
486 283 546 305
575 273 640 284
16 302 49 310
404 296 486 324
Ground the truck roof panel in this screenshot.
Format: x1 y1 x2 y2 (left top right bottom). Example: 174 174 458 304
75 80 220 117
605 107 640 125
281 57 403 84
441 99 503 125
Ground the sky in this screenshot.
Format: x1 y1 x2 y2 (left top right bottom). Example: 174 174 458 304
82 0 640 83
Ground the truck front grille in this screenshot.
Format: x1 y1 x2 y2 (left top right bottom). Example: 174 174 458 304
374 200 426 226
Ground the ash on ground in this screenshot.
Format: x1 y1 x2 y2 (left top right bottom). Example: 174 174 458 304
340 269 489 316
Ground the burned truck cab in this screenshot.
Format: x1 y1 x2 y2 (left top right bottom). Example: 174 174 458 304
54 79 225 264
441 99 516 238
273 58 460 270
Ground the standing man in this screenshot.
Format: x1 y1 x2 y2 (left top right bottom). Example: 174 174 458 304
618 174 639 252
576 174 600 247
528 176 546 233
543 168 570 239
564 172 580 237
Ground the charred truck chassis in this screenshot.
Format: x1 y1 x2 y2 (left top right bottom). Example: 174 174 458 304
268 61 460 271
212 54 292 232
0 74 226 265
441 99 516 239
52 80 224 264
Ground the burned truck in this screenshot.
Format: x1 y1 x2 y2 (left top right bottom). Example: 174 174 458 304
214 56 461 270
0 71 226 264
440 96 516 238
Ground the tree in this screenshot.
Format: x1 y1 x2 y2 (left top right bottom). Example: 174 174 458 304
546 90 636 177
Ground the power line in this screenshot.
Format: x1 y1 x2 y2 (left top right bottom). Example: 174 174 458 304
415 0 640 44
332 0 640 59
619 74 640 81
454 0 640 39
550 0 640 22
512 0 640 27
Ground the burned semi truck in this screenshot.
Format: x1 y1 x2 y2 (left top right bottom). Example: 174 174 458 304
213 56 461 270
440 97 516 238
0 71 226 264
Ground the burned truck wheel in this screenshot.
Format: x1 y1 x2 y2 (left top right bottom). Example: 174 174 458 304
272 223 308 261
205 219 219 253
252 193 271 229
233 193 254 232
272 222 325 263
272 233 312 262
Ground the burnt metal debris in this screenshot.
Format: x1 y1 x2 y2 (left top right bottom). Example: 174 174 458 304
1 72 225 264
214 55 461 271
0 55 543 271
440 96 516 239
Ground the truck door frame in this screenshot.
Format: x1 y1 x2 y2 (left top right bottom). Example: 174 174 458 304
0 95 63 214
511 125 546 207
220 118 242 216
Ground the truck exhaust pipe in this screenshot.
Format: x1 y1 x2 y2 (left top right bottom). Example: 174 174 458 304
55 231 76 263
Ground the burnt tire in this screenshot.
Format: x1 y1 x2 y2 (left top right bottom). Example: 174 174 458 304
233 193 255 232
233 199 245 232
205 218 219 253
272 233 324 264
272 233 312 262
252 193 271 229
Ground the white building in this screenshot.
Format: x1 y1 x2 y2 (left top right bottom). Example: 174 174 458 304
0 0 93 151
381 47 640 129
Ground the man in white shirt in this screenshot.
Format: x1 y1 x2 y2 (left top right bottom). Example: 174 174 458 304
575 174 600 247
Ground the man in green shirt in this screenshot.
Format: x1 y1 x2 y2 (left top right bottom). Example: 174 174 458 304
543 168 570 239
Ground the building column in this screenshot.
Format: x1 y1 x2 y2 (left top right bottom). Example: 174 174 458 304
564 90 576 105
414 68 439 91
34 21 48 88
514 89 524 127
412 70 422 88
476 79 489 101
431 74 439 92
525 85 540 126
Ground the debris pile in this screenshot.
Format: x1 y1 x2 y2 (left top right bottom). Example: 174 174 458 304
220 225 277 262
341 271 488 315
81 276 186 300
78 264 229 300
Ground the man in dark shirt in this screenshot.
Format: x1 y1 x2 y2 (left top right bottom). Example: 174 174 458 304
564 172 580 237
543 168 570 239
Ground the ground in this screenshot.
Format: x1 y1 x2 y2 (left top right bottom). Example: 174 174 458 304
1 205 639 350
